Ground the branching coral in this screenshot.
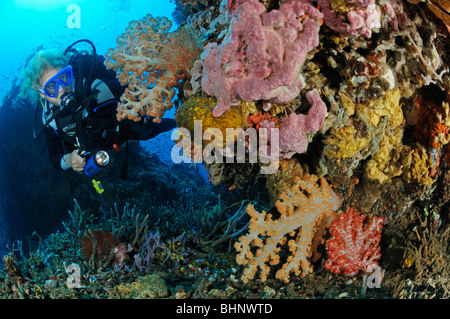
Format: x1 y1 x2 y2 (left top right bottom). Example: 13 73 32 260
201 0 323 117
105 14 203 122
81 229 122 269
373 10 449 91
402 208 450 281
194 199 254 251
235 174 341 283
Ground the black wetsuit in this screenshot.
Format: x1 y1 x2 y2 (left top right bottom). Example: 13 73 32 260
42 53 176 171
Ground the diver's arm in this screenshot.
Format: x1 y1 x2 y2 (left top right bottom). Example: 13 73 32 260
91 54 126 103
144 118 177 139
44 127 86 172
64 150 86 172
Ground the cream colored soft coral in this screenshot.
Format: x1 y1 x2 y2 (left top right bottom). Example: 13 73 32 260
235 174 341 283
105 14 203 122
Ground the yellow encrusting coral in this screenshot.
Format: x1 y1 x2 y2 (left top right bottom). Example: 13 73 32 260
326 125 372 159
325 89 403 162
175 96 246 147
401 147 437 186
324 88 411 184
339 87 438 186
235 174 341 283
356 88 403 128
366 127 404 184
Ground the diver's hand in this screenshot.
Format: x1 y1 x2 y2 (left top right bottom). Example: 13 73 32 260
65 150 86 172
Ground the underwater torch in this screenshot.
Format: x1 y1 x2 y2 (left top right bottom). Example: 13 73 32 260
84 150 110 177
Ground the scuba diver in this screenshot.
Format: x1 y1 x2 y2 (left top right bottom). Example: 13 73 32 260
21 40 176 177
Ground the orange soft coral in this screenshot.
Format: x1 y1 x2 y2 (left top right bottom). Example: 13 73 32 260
105 14 203 122
246 111 279 130
413 95 450 149
235 174 341 283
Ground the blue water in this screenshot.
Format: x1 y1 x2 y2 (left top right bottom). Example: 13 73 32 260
0 0 189 254
0 0 177 102
0 0 187 164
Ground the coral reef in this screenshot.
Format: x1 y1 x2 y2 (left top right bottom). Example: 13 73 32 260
235 173 341 283
105 14 204 122
324 208 384 276
2 0 450 301
175 95 246 148
278 89 328 158
201 0 323 116
313 0 381 38
171 0 449 290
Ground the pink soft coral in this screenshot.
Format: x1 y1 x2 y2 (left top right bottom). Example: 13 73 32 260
324 208 384 276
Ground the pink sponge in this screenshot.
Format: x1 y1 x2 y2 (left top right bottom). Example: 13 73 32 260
313 0 381 38
279 89 327 159
201 0 323 117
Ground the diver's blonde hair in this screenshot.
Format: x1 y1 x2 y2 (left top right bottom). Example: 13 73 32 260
20 49 68 104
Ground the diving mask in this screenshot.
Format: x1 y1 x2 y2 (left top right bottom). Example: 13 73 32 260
39 66 73 98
